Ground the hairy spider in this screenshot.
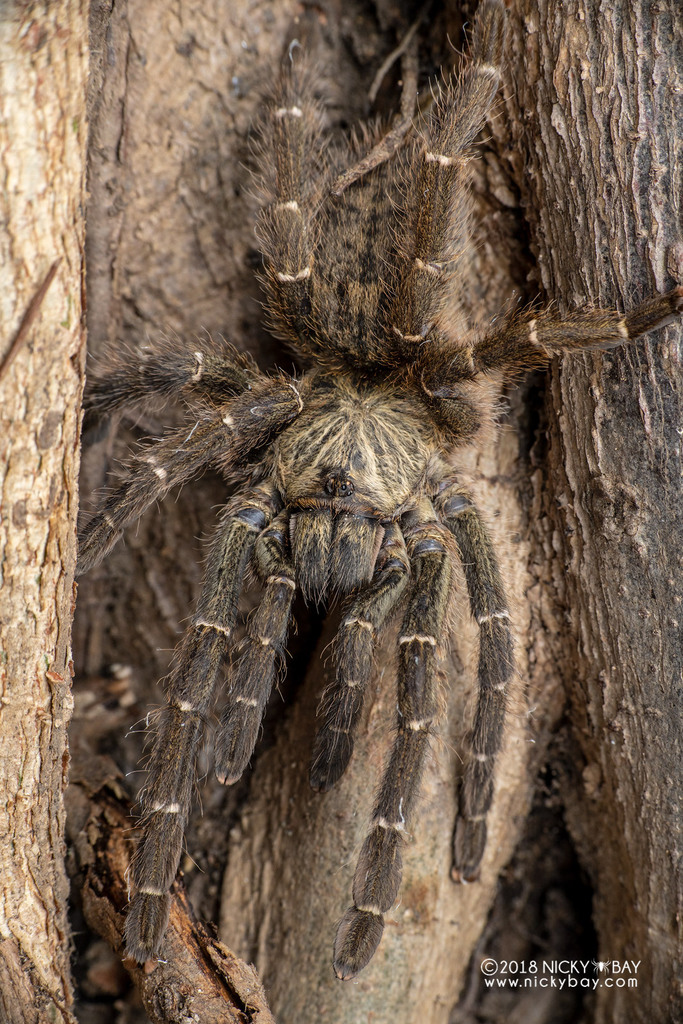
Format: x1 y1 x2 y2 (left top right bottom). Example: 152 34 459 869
78 0 682 980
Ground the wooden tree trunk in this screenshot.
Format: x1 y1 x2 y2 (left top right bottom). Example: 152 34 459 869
69 1 682 1023
505 4 683 1022
0 3 88 1022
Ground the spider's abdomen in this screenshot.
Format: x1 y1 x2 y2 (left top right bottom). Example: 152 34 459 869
272 371 437 600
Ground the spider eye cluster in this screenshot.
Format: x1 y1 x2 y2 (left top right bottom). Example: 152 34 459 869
324 470 355 497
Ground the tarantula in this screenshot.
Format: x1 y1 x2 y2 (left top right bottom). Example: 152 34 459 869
78 0 682 980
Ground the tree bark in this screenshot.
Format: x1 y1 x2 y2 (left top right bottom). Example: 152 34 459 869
504 4 683 1022
0 3 88 1022
66 756 276 1024
71 2 682 1023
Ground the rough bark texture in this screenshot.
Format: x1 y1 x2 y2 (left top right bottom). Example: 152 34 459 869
504 4 683 1022
70 2 681 1023
66 755 276 1024
0 3 88 1022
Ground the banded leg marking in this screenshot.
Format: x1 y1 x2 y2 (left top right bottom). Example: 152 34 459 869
258 55 324 350
310 523 410 792
78 419 226 576
85 335 259 414
215 513 295 785
438 486 514 883
473 286 683 375
124 486 279 962
390 0 506 361
333 515 453 980
78 377 302 575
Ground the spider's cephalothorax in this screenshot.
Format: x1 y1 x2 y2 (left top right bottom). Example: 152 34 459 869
271 371 441 600
78 0 682 980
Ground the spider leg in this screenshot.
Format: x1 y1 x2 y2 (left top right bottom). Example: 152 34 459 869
389 0 506 363
412 289 682 444
214 511 296 784
310 522 410 792
333 503 453 980
470 287 683 376
78 375 302 575
257 53 325 355
412 286 683 412
86 335 260 413
435 484 513 883
124 482 280 963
